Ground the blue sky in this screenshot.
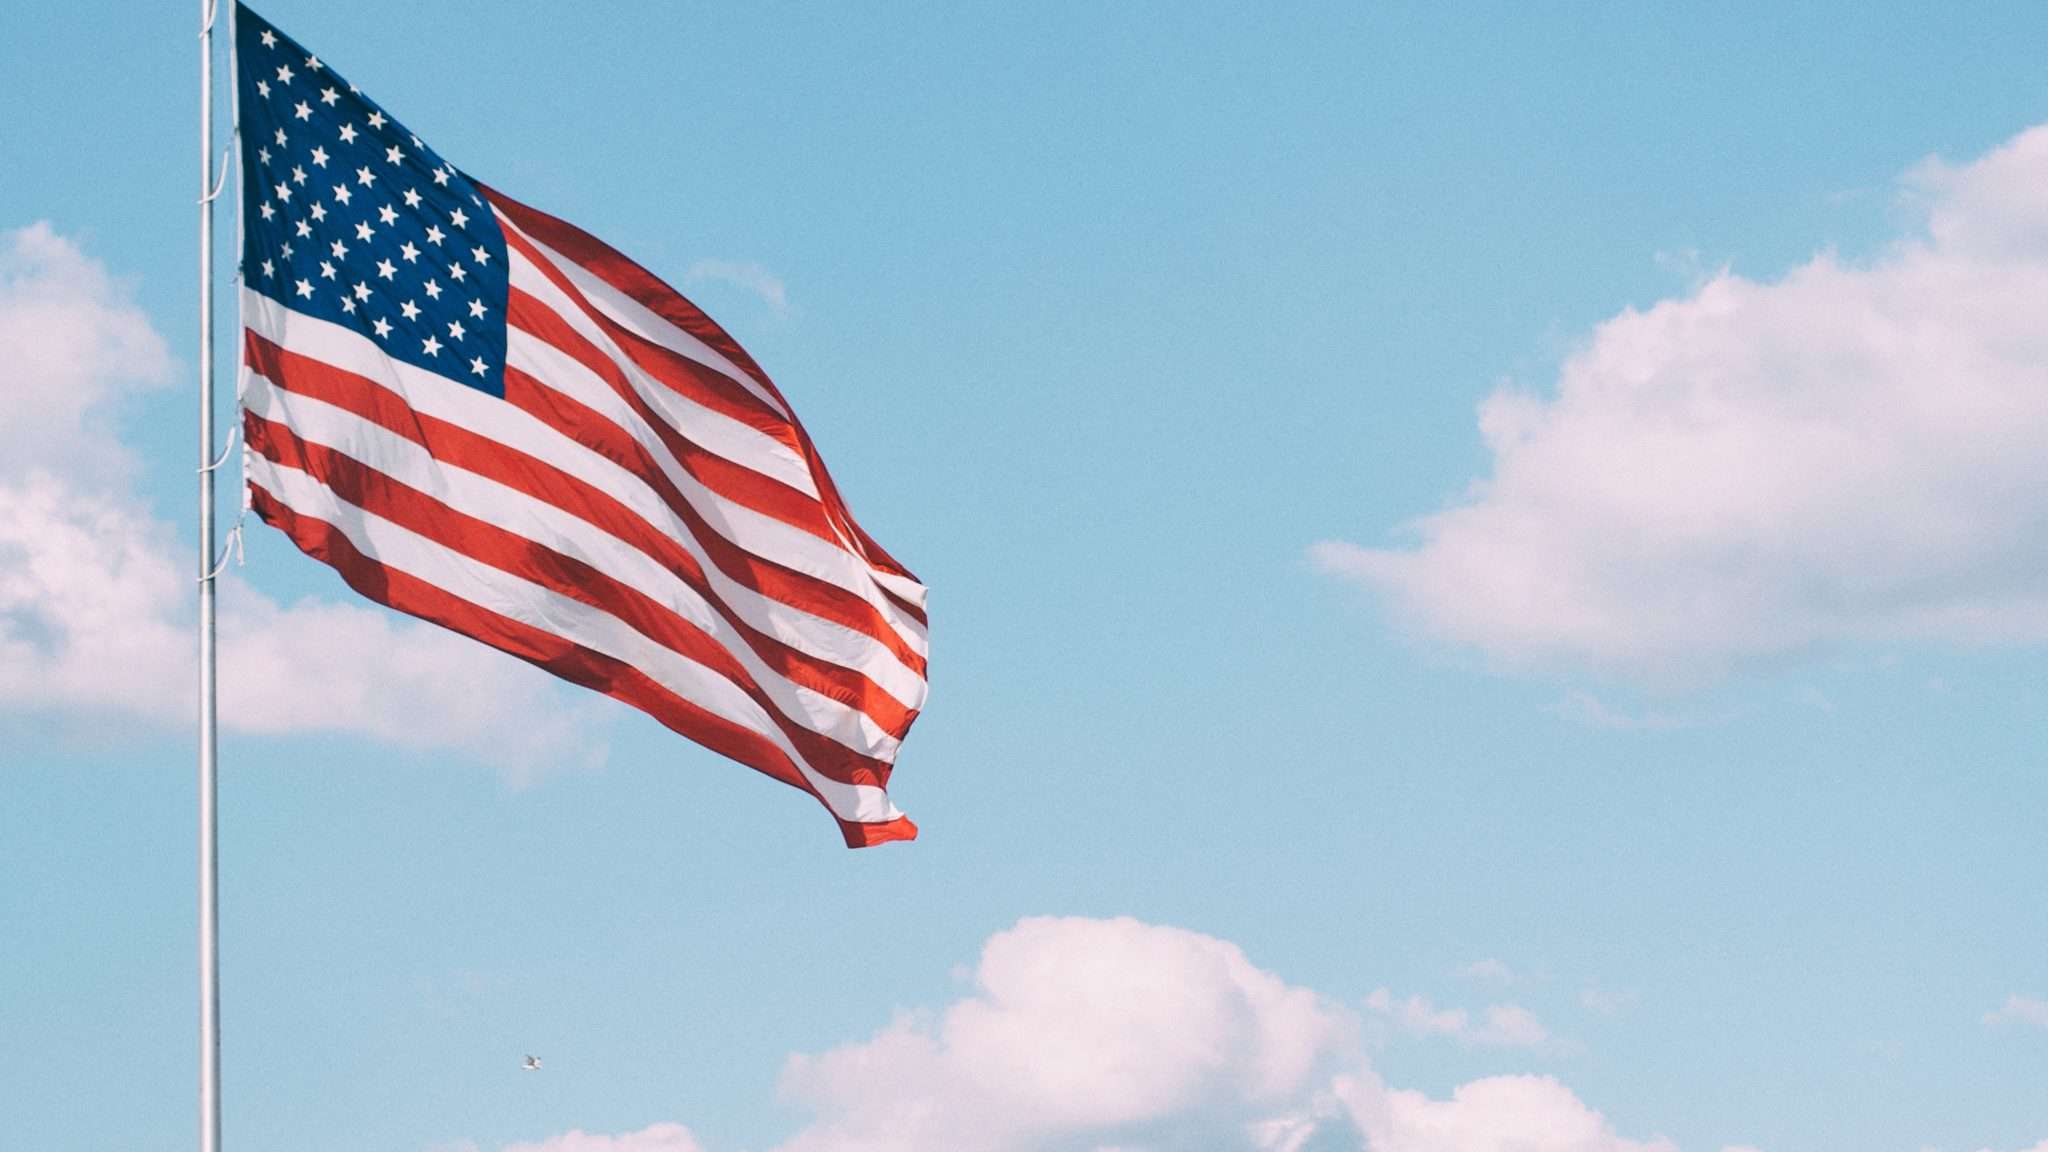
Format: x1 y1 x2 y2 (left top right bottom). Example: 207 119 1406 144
3 3 2046 1151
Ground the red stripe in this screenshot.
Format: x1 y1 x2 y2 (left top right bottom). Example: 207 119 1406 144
840 813 919 848
245 484 913 848
482 185 926 599
245 329 929 678
246 413 910 786
505 287 846 547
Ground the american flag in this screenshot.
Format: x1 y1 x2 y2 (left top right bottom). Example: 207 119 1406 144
232 4 928 846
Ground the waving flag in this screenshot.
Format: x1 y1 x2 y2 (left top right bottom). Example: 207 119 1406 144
232 4 927 846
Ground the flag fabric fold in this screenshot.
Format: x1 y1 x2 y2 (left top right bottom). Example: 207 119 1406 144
232 4 926 846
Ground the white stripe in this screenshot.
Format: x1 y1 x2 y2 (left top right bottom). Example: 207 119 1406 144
244 371 923 750
245 290 931 656
869 567 930 612
504 252 820 497
248 452 903 825
495 209 792 420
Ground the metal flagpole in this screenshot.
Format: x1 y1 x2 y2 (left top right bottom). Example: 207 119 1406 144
197 0 224 1148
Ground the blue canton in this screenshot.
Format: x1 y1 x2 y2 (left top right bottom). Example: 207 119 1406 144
237 4 509 397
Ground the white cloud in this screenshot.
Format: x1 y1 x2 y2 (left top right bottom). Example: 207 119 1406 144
1314 123 2048 678
0 222 603 772
1336 1071 1677 1152
501 1125 705 1152
773 915 1351 1152
1364 989 1550 1050
0 222 172 481
1983 993 2048 1030
684 259 788 315
460 916 1824 1152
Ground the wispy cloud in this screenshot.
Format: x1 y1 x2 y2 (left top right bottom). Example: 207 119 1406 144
1579 983 1640 1018
1984 993 2048 1030
1364 987 1551 1050
1457 958 1520 987
1315 123 2048 680
1555 691 1689 731
684 258 788 316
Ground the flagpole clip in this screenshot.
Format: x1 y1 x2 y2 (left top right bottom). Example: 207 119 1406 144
200 150 231 204
199 425 240 474
199 523 244 583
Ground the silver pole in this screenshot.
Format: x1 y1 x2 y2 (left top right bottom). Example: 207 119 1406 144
198 0 222 1148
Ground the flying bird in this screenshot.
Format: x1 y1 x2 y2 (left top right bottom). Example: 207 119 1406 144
522 1055 542 1071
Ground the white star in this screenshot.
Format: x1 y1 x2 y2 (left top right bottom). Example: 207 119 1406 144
372 316 393 338
274 127 287 146
367 111 387 129
467 298 486 318
309 202 327 222
318 260 336 280
276 64 293 84
355 221 374 242
448 262 466 282
256 79 270 98
330 239 348 259
403 188 423 209
340 296 357 314
293 219 311 238
260 29 277 48
293 100 312 121
305 54 323 72
471 245 490 266
258 202 275 221
257 146 271 165
280 242 294 258
470 356 488 377
449 207 468 229
424 224 445 245
432 167 452 187
309 146 329 167
471 193 482 207
320 87 340 106
447 320 465 341
376 259 397 280
290 165 307 185
423 278 442 300
294 278 313 298
410 133 422 148
356 166 376 187
378 204 399 226
385 145 404 165
400 242 420 263
260 259 275 278
421 335 441 356
353 281 372 301
332 184 352 206
400 299 421 320
338 123 359 143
